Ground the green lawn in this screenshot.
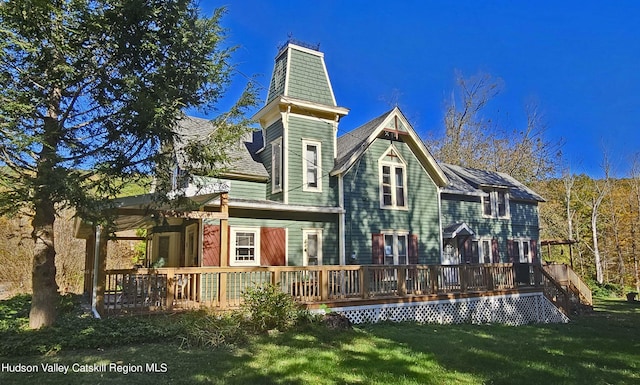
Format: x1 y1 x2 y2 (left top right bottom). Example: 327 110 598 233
0 298 638 385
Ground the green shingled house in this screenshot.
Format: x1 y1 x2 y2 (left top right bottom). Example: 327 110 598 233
77 40 577 324
140 40 543 270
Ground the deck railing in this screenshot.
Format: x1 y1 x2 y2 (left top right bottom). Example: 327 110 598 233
101 263 545 315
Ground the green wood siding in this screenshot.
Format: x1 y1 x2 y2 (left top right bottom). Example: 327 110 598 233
286 115 338 206
228 179 267 200
204 213 339 266
343 138 441 264
260 120 284 201
286 48 335 106
440 194 540 262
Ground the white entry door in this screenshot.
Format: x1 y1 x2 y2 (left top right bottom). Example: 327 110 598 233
303 229 323 266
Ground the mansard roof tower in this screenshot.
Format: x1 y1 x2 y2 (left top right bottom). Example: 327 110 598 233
254 40 348 205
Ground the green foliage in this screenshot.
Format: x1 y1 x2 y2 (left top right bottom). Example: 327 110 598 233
0 294 186 356
589 279 624 298
178 310 247 349
241 283 304 333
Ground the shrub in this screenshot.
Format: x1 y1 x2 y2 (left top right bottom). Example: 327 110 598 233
241 283 303 333
178 310 246 349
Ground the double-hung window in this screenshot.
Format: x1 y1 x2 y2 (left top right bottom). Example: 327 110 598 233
482 189 509 218
230 227 261 266
302 140 321 192
379 148 407 209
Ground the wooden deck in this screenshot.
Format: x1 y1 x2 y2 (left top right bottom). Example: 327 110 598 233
99 263 570 316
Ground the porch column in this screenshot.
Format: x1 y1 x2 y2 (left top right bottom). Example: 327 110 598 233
92 225 108 317
84 233 95 297
219 192 229 308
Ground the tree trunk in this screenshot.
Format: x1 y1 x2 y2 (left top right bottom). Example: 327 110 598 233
592 205 604 284
29 84 62 329
29 199 58 329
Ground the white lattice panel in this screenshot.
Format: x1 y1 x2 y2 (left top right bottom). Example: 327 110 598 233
323 293 569 326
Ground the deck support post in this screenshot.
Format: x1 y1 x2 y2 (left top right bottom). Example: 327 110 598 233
320 267 329 301
360 266 369 299
397 267 407 296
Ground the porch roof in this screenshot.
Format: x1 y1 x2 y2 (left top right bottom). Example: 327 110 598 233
74 191 226 239
443 222 474 239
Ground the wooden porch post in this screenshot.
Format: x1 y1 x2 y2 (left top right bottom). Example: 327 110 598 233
219 192 229 308
84 233 95 297
94 226 108 317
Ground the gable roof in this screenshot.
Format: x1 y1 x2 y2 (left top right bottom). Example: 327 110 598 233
441 163 544 202
175 116 269 181
332 107 449 187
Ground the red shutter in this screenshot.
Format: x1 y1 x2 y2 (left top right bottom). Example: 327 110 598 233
491 238 500 263
260 227 286 266
408 234 419 264
507 239 515 263
202 225 220 266
530 239 538 264
372 234 384 264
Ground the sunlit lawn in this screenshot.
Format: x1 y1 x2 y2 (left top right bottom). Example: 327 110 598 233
1 298 638 385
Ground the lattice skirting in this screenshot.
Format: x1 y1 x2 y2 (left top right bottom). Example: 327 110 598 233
318 293 569 325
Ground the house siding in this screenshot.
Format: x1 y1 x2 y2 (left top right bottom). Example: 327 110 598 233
286 115 338 206
440 194 540 262
227 179 267 200
204 212 339 266
260 120 284 201
343 138 441 265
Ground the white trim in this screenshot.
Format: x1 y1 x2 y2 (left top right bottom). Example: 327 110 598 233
229 226 261 267
437 187 444 262
302 228 323 266
302 139 322 192
378 145 408 210
283 48 291 97
479 238 493 264
482 189 511 219
214 199 343 214
283 106 290 204
330 107 448 187
271 137 283 194
284 227 289 266
512 238 533 263
380 230 410 265
338 174 346 265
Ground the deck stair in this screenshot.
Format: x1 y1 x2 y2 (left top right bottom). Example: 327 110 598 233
543 264 593 314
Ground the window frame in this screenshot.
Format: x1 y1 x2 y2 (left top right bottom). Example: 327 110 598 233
229 227 261 267
378 148 408 210
302 139 322 192
271 137 283 194
512 238 532 263
381 230 409 265
482 189 510 219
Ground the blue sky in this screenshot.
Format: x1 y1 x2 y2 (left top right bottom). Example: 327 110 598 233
197 1 640 178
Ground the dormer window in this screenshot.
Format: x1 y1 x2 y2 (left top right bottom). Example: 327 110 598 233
482 189 509 218
302 140 322 192
379 147 407 209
